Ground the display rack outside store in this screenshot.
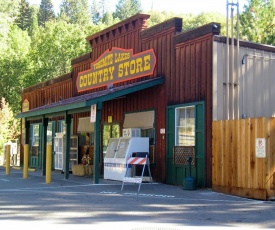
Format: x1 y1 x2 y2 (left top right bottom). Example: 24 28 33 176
54 133 79 171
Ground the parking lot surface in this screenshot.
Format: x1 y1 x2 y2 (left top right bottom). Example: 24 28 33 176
0 166 274 229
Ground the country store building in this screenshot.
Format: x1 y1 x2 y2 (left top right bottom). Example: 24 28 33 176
17 14 275 200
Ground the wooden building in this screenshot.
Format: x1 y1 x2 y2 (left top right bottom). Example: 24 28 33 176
17 14 275 199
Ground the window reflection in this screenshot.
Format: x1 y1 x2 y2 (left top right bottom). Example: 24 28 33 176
176 106 195 146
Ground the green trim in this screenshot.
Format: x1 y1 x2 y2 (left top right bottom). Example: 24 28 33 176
166 101 205 187
17 77 164 120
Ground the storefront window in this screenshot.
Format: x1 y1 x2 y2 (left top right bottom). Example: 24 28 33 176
58 120 66 134
31 124 40 156
175 106 195 146
47 122 54 145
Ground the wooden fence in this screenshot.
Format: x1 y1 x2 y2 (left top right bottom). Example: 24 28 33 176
212 118 275 200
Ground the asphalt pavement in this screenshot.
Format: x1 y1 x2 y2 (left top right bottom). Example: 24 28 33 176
0 166 274 229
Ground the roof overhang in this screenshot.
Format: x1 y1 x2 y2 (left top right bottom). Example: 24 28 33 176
17 77 164 120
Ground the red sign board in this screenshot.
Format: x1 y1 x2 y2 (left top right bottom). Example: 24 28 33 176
76 47 156 92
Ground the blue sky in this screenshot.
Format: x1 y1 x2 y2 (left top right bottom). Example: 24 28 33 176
28 0 246 15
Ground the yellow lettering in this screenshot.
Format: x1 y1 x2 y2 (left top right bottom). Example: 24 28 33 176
118 63 123 78
93 54 113 70
109 66 114 80
115 52 131 63
98 70 103 83
80 76 83 87
130 60 136 75
135 58 143 73
88 73 92 86
143 55 151 71
81 75 87 87
92 72 97 84
103 68 108 81
123 62 129 76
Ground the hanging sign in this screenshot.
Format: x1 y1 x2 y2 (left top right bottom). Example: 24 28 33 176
255 138 266 158
76 47 156 92
22 99 29 112
90 104 96 123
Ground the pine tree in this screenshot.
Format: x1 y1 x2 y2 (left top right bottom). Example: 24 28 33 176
14 0 32 31
38 0 55 27
113 0 142 20
91 0 100 24
59 0 91 25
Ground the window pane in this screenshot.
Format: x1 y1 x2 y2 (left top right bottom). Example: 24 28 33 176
176 106 195 146
111 124 120 138
47 123 53 144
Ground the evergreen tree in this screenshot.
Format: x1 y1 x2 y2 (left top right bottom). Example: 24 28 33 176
102 11 115 26
113 0 142 20
59 0 91 25
38 0 55 27
14 0 32 31
29 6 39 36
91 0 100 24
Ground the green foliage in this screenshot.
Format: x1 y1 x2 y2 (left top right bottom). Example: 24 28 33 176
25 21 99 87
59 0 91 25
0 0 274 122
147 10 226 35
0 24 30 113
0 98 20 156
38 0 55 27
15 0 32 31
0 0 21 22
240 0 275 45
113 0 142 20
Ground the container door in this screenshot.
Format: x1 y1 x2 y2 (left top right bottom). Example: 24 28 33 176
166 102 205 187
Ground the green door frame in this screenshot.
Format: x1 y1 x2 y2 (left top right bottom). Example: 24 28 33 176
29 123 42 169
166 101 205 187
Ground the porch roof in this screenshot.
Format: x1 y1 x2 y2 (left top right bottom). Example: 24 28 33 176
17 77 164 120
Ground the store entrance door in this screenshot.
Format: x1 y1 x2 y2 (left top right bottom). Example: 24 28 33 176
166 102 205 187
29 123 42 168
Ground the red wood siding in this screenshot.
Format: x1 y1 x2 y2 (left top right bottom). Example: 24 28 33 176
22 79 72 111
174 34 213 187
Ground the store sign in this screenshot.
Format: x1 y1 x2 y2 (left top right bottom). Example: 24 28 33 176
76 47 156 92
22 99 29 112
90 104 96 123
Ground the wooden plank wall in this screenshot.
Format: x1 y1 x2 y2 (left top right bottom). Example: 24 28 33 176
22 79 72 110
140 18 182 182
212 118 275 200
175 34 213 187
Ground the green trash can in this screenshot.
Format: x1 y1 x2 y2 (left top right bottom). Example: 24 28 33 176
183 157 196 190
